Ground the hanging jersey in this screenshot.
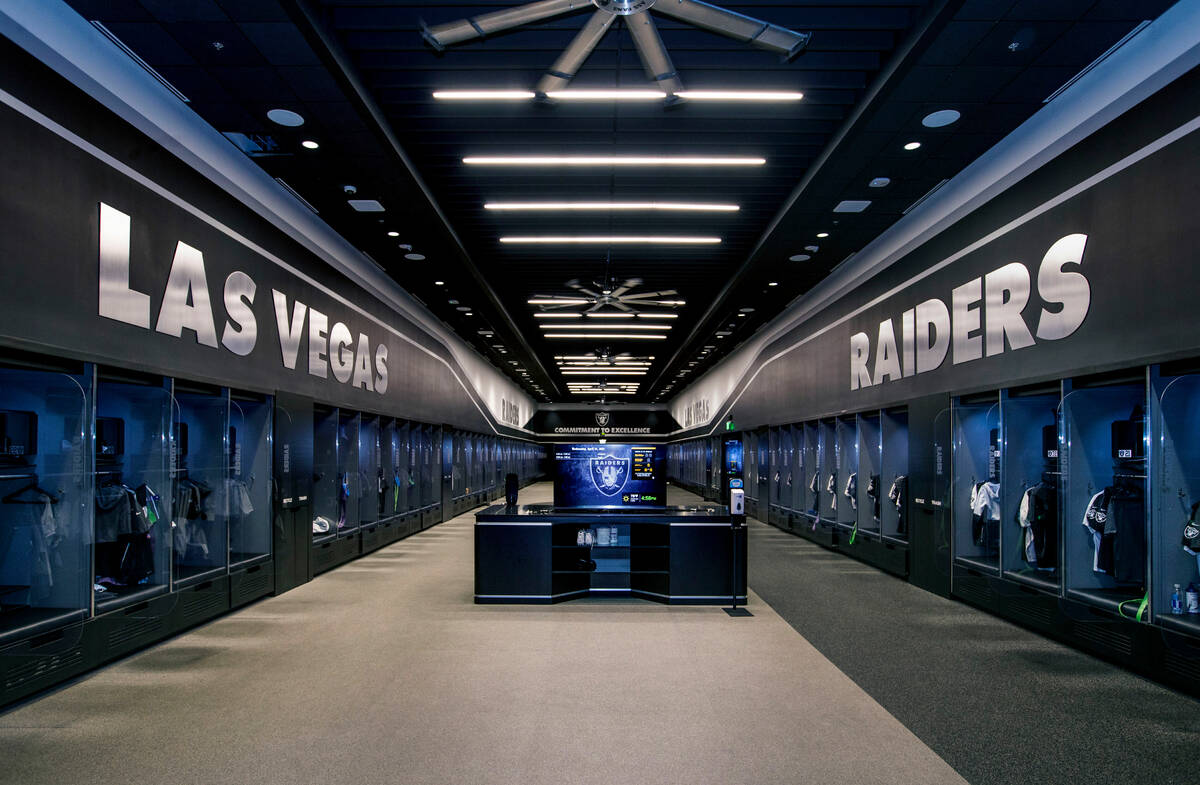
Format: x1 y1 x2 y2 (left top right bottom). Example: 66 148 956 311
1181 501 1200 555
889 475 908 535
845 473 857 511
970 481 1001 547
827 472 838 511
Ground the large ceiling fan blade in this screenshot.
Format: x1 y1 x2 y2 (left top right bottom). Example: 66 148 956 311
536 9 617 94
622 289 679 300
565 279 602 299
423 0 591 50
651 0 812 60
609 277 642 298
625 11 684 95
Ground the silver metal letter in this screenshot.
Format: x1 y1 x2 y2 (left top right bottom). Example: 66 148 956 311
329 321 354 383
155 241 218 347
374 344 389 394
308 308 329 379
272 290 306 370
984 262 1034 356
874 319 903 384
352 333 374 391
849 331 872 390
951 278 983 365
1036 233 1090 341
221 271 257 356
98 203 150 328
915 298 950 373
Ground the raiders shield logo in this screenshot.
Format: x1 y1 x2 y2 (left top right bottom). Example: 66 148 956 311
595 411 611 428
591 456 629 497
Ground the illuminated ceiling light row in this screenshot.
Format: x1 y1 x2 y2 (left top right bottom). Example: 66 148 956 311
539 324 671 331
561 370 646 376
501 236 720 245
434 90 803 102
534 312 678 319
466 156 764 167
556 355 655 360
545 334 665 340
485 202 738 212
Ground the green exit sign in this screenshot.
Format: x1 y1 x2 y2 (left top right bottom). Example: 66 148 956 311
725 420 735 431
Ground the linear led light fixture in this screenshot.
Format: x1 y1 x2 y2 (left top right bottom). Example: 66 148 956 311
561 362 652 367
636 313 678 319
465 156 765 167
561 372 648 379
571 390 637 395
540 324 671 331
556 355 655 360
528 298 588 305
502 236 720 245
485 201 739 212
676 91 803 101
545 334 666 340
533 313 582 318
433 90 535 100
547 89 666 100
585 313 634 318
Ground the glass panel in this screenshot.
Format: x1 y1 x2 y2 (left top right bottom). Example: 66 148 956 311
1061 382 1148 615
789 425 804 513
312 406 338 541
228 395 271 567
952 398 1001 572
94 379 170 611
1158 374 1200 629
359 415 380 524
881 409 909 541
1001 393 1061 591
836 417 859 533
818 420 836 522
803 422 819 516
0 367 91 641
768 427 779 506
337 411 360 531
170 388 229 585
857 412 882 537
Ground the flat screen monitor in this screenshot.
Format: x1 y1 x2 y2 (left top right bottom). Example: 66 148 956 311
553 443 666 508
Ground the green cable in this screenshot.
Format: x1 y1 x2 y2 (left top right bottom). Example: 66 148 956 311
1118 589 1150 622
849 520 858 545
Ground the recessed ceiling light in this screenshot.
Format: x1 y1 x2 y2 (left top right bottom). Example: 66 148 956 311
456 306 471 311
463 156 765 167
767 282 778 287
739 307 755 313
804 245 819 252
434 281 444 286
464 312 473 317
484 201 739 212
432 90 535 100
448 299 459 305
904 141 921 151
833 201 871 213
267 108 304 127
922 109 960 128
789 254 810 262
387 231 399 237
816 232 829 238
405 253 426 261
737 313 746 317
348 200 385 212
676 90 803 101
869 177 891 188
547 89 666 101
301 140 320 150
500 236 720 245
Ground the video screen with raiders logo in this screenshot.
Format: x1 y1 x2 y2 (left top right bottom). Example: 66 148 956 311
553 443 666 508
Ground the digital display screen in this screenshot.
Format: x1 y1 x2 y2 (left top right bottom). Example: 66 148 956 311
553 443 666 508
725 438 743 477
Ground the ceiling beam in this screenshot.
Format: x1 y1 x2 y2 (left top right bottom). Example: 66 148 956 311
279 0 562 398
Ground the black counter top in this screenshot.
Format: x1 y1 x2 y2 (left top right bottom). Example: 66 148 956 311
476 503 731 524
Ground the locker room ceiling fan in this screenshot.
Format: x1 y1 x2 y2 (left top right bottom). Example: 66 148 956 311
532 277 683 313
422 0 812 101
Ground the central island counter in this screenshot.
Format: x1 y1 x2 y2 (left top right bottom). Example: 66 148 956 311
474 503 747 604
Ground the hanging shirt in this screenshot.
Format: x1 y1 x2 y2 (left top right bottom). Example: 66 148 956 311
844 473 857 511
889 475 908 535
970 481 1001 547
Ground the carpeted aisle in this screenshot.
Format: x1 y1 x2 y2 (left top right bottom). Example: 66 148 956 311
746 517 1200 785
0 482 965 785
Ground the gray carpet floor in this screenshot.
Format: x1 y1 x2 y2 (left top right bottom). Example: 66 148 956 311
0 483 965 785
747 518 1200 785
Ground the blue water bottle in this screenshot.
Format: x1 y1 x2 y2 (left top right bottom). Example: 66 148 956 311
1171 584 1183 615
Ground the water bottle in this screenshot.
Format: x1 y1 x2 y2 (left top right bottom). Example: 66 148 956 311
1171 584 1183 615
1187 583 1200 615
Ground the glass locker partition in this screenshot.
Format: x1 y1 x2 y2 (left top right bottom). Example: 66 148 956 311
818 420 836 520
953 397 1001 572
395 420 410 515
1062 380 1148 614
170 386 229 585
359 414 381 524
312 406 338 542
337 411 360 532
0 366 92 642
94 378 171 610
881 409 910 542
857 412 882 538
1000 391 1061 591
789 425 804 514
228 393 271 567
803 422 819 516
836 417 859 533
420 424 434 508
779 427 792 510
1157 374 1200 629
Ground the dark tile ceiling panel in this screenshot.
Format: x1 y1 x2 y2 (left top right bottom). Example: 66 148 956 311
63 0 1177 404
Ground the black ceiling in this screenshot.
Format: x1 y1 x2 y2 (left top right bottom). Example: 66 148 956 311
64 0 1175 404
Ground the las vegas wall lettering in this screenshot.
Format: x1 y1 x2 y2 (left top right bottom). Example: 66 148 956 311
97 202 389 394
849 233 1090 390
